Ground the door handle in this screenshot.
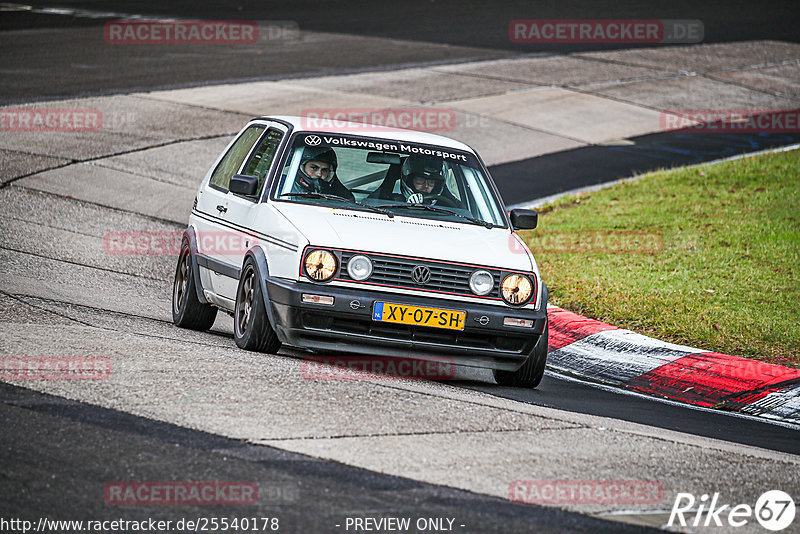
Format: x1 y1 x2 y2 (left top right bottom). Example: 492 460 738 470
216 205 227 214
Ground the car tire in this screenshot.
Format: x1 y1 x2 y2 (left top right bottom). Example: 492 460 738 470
234 258 282 354
172 243 218 331
493 319 548 388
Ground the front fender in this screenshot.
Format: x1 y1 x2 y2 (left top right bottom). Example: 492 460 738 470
540 283 549 312
244 246 286 343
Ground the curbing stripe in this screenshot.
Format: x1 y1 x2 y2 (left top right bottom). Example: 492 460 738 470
740 384 800 421
546 307 800 424
624 352 800 409
547 329 693 385
547 307 618 351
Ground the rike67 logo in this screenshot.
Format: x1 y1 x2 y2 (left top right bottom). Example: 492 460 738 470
669 490 795 531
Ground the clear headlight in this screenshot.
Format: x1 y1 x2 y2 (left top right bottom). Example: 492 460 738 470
469 270 494 296
304 249 338 282
347 254 373 281
501 274 532 305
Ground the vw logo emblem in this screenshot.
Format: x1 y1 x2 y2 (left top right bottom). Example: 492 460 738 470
411 265 431 285
304 135 322 146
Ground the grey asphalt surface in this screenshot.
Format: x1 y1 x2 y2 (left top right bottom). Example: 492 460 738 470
493 131 800 202
2 383 655 534
2 3 800 533
1 1 799 103
467 374 800 456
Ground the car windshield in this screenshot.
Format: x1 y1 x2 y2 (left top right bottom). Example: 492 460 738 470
273 133 507 227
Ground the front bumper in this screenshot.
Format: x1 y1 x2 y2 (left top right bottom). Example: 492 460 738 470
266 277 547 371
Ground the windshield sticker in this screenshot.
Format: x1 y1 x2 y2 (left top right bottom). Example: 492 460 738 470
313 135 469 162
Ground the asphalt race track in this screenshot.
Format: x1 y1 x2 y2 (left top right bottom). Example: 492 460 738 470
1 382 654 534
2 2 800 533
2 0 799 103
493 131 800 204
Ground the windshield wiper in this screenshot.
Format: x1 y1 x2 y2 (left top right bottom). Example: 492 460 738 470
280 192 394 218
375 203 493 228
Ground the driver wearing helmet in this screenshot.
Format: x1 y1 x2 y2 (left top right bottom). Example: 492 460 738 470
396 155 460 206
292 146 355 201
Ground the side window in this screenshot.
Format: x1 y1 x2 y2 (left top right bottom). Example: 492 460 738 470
242 129 283 193
209 125 265 191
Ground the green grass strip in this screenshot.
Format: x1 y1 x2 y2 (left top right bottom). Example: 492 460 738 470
520 148 799 367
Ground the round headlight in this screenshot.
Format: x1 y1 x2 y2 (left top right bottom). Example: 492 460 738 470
304 249 338 282
469 270 494 296
501 274 532 305
347 254 373 281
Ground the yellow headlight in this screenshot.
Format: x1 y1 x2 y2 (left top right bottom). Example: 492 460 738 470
501 274 532 305
304 249 338 281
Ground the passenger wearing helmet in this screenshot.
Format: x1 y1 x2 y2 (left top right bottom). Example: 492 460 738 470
292 146 355 201
395 155 461 206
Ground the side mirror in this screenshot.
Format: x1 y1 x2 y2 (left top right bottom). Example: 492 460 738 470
229 174 259 197
509 209 538 230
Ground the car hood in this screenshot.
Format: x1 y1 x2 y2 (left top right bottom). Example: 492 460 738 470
273 203 533 272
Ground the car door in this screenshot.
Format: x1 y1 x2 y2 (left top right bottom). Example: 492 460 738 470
194 123 287 303
215 125 287 300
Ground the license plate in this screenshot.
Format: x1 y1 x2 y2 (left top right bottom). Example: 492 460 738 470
372 302 466 331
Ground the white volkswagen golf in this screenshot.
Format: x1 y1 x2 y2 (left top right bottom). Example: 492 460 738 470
172 116 549 387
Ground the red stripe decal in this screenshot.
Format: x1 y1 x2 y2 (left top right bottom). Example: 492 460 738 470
547 307 619 352
624 352 800 407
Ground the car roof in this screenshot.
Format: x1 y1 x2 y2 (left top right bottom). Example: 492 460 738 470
254 115 475 153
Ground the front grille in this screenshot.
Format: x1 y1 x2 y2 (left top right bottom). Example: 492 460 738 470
337 250 501 299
